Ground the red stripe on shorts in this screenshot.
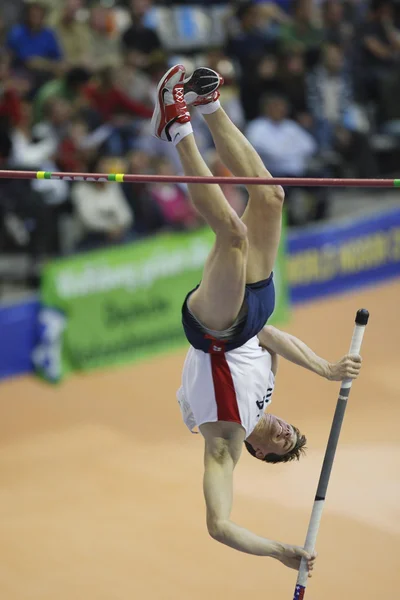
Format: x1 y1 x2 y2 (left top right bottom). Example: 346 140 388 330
210 352 241 424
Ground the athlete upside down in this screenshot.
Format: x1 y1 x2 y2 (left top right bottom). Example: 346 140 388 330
151 64 362 576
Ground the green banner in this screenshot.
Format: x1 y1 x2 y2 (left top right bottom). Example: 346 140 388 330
33 226 289 382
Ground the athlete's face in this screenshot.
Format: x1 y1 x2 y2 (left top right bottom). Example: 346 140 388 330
254 414 297 459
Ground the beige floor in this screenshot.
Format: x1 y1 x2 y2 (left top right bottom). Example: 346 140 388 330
0 281 399 600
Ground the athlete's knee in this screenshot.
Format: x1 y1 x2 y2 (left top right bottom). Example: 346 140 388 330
263 185 285 209
218 214 248 250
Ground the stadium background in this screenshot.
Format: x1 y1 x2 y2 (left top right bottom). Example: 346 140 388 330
0 0 399 598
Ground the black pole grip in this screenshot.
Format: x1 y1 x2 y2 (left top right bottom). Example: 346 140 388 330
355 308 369 325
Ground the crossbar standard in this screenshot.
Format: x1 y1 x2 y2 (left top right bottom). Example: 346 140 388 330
0 170 400 187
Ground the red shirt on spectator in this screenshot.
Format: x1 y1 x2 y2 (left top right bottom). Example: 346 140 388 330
0 88 22 126
84 83 152 121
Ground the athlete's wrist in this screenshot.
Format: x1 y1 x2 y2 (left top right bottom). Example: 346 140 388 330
268 540 285 559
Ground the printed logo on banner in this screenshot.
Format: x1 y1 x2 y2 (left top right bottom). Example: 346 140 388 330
287 207 400 302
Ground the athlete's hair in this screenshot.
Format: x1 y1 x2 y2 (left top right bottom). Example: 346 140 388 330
244 426 307 464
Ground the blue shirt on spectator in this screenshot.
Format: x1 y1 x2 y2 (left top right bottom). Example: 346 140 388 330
7 24 63 65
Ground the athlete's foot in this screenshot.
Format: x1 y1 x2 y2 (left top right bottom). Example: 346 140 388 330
151 64 191 141
184 67 224 106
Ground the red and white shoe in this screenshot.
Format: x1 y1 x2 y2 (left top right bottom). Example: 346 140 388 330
183 67 224 106
151 64 191 141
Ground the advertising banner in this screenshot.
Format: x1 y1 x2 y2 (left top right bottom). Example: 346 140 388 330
33 226 288 382
288 207 400 303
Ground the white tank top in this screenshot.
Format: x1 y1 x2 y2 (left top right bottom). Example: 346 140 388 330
177 335 275 438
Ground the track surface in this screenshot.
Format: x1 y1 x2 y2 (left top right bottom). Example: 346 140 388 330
0 282 399 599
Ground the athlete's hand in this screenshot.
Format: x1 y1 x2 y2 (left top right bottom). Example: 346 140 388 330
327 353 362 381
276 544 317 576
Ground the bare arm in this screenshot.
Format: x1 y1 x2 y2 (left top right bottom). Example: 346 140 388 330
258 325 362 381
363 35 393 59
200 422 315 571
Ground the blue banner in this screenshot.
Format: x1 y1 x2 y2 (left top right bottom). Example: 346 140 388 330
0 298 39 380
288 207 400 303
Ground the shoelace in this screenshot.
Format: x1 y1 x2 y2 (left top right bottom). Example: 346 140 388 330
173 85 185 105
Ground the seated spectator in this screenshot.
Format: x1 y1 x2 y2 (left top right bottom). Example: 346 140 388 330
122 149 164 235
149 157 200 231
9 99 57 167
33 66 91 123
35 96 73 146
0 52 23 127
279 0 322 61
278 51 312 129
121 0 163 69
56 116 111 173
87 4 121 70
357 0 400 112
246 93 316 176
0 14 8 48
72 155 134 249
241 54 283 121
307 43 378 177
84 66 153 154
226 2 280 75
7 0 63 87
321 0 354 49
49 0 91 68
84 67 153 123
116 51 154 106
0 125 58 271
246 92 326 224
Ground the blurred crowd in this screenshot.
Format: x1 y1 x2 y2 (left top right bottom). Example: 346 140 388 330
1 0 400 289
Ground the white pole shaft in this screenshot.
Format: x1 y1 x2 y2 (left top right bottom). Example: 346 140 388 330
293 309 369 598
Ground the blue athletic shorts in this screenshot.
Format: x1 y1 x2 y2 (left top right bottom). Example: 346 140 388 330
181 273 275 353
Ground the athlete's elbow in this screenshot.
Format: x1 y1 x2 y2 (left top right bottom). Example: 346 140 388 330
207 519 228 543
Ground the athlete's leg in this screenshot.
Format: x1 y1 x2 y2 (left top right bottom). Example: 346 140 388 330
151 64 248 331
176 134 248 331
201 106 284 283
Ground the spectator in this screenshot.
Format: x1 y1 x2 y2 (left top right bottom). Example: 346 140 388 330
307 43 378 177
7 0 63 86
241 54 283 121
246 93 316 176
87 4 121 70
84 66 153 154
9 99 57 167
122 149 164 235
121 0 163 69
0 125 56 273
150 156 199 231
84 67 153 123
72 155 134 248
357 0 400 114
278 51 309 122
0 15 8 48
49 0 91 68
116 52 154 106
279 0 322 60
226 2 279 74
246 92 326 224
36 96 73 145
56 115 111 173
321 0 354 49
0 53 23 128
33 66 91 123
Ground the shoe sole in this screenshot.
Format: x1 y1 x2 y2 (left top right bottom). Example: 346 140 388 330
151 64 185 140
184 67 222 103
